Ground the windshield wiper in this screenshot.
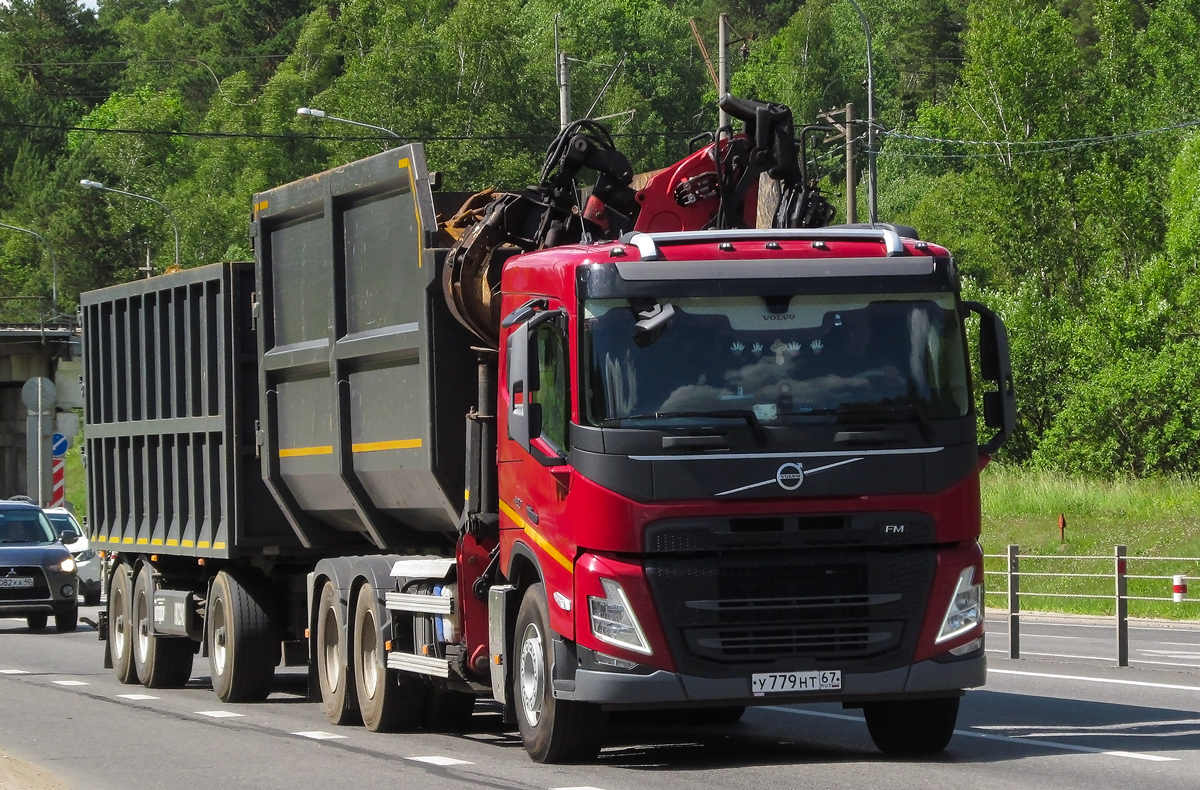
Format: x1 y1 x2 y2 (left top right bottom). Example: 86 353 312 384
834 402 933 441
602 409 768 447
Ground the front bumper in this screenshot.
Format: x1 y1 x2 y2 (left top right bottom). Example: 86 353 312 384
554 646 986 707
0 569 78 616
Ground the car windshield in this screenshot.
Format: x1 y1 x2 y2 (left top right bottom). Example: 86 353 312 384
582 292 971 428
0 510 57 544
47 513 81 538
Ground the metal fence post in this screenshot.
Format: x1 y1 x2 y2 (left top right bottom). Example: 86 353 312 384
1115 544 1128 667
1008 543 1020 659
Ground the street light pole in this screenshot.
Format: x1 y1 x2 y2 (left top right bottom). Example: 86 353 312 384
296 107 403 141
79 179 180 270
845 0 878 226
0 222 59 313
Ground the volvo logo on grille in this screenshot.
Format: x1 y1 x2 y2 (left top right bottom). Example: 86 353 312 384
775 462 805 491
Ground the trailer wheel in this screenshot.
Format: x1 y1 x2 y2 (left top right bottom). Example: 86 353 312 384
207 570 275 702
514 583 606 763
864 696 960 754
109 565 139 684
132 565 193 688
352 588 426 731
316 581 359 725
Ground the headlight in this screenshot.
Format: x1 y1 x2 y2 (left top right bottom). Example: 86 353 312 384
74 549 97 562
935 566 982 644
58 557 77 574
588 578 653 655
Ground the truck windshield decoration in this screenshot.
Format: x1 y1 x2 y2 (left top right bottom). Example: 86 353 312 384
583 293 970 429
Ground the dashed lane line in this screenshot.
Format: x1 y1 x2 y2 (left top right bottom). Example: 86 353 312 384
292 731 347 740
116 694 159 700
196 710 245 718
760 706 1179 762
407 756 474 766
987 648 1200 669
0 669 29 674
51 680 88 686
990 668 1200 692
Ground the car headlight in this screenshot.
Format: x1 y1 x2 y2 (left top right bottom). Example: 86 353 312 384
74 549 97 562
935 566 982 644
588 578 653 655
58 557 77 574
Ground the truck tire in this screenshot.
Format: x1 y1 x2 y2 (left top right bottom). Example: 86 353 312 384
207 570 276 702
864 696 960 754
132 565 193 688
514 583 607 763
109 566 139 684
316 581 359 725
54 605 79 633
352 587 426 732
26 614 47 631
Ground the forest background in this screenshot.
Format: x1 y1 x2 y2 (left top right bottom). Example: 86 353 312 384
3 0 1200 482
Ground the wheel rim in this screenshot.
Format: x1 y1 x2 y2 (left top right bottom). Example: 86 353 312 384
359 606 378 699
111 585 127 662
518 621 544 727
211 596 227 676
322 605 341 693
135 587 150 663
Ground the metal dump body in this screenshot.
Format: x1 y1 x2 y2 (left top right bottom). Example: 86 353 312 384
252 144 477 552
81 262 294 558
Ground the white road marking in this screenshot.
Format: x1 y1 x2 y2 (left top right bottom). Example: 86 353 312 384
760 706 1177 761
990 668 1200 692
0 669 29 674
196 710 245 718
52 680 88 686
407 756 473 766
1016 634 1081 640
116 694 159 700
1160 641 1200 647
988 649 1200 669
292 731 347 740
553 787 610 790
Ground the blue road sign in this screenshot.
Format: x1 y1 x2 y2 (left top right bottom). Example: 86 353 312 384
52 432 68 457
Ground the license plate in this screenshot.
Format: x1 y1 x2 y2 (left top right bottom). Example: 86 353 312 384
751 670 841 695
0 577 34 589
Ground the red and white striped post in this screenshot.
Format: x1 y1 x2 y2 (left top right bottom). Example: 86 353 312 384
50 452 66 508
1174 575 1188 603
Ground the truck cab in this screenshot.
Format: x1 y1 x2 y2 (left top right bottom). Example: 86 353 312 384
496 225 1014 759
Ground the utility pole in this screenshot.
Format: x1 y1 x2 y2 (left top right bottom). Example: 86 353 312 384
558 52 571 130
819 103 857 224
718 13 729 130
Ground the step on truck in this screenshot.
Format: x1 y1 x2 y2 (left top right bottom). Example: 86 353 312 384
84 95 1016 762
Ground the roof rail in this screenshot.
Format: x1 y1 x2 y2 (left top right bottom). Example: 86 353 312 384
622 227 907 261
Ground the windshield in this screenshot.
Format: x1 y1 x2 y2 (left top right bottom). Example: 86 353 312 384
0 509 57 544
582 293 970 428
47 513 81 537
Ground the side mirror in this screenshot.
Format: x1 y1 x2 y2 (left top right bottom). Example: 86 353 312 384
58 530 80 544
964 301 1016 455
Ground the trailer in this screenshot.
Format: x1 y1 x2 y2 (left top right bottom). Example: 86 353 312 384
85 97 1015 763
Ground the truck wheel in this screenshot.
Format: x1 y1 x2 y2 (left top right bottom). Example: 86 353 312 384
317 581 360 725
864 696 960 754
109 566 139 684
427 690 476 731
352 588 426 731
132 565 193 688
54 604 79 633
514 583 607 763
207 570 275 702
26 614 47 631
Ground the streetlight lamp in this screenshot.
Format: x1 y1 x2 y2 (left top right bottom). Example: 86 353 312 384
845 0 878 226
0 222 58 313
79 179 180 272
296 107 403 141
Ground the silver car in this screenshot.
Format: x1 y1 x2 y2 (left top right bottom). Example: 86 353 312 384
43 508 101 606
0 500 80 632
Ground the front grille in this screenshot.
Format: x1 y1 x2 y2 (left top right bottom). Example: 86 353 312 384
645 549 937 676
0 567 51 601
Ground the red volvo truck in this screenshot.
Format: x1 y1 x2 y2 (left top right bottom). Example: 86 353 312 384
85 96 1015 763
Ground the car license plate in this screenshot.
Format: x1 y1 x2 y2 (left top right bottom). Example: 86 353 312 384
751 670 841 695
0 577 34 589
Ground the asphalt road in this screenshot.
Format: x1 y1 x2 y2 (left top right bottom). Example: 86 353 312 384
3 606 1200 790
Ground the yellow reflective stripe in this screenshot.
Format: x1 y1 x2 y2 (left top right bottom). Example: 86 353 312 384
279 445 333 458
197 541 210 549
499 500 573 572
213 542 226 550
150 539 163 546
95 535 107 542
399 157 422 269
136 538 149 545
352 438 422 453
122 537 134 545
181 540 194 548
254 200 268 215
166 539 179 546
